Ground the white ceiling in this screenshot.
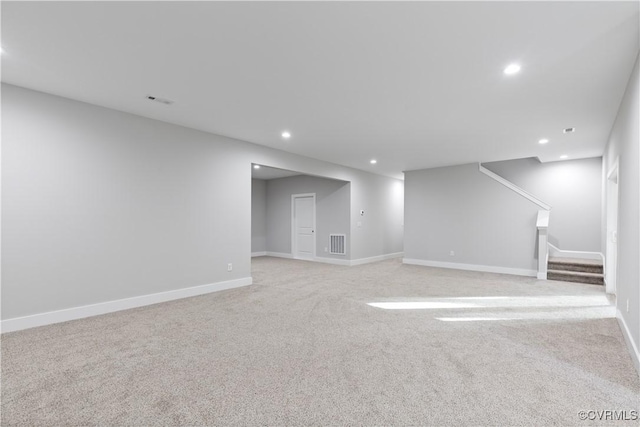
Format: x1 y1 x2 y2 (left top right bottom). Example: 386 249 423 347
252 165 301 181
2 2 638 179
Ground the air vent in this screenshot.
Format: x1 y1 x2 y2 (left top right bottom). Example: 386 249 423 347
563 127 575 133
146 95 174 105
329 234 346 255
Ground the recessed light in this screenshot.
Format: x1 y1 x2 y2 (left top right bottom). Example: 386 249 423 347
370 159 377 165
563 127 575 133
281 131 291 139
253 164 260 169
503 63 521 75
538 138 549 144
560 155 568 159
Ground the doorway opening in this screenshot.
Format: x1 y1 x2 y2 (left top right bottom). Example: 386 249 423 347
251 164 350 264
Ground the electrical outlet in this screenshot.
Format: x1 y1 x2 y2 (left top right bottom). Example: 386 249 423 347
450 250 455 256
627 299 629 313
227 263 233 272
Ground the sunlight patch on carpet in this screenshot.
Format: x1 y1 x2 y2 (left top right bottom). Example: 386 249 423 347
368 295 611 309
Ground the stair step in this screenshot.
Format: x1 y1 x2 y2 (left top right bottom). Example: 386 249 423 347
548 257 602 266
547 269 604 286
548 257 603 274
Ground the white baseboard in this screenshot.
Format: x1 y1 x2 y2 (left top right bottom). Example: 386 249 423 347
263 251 403 267
548 243 604 263
251 251 267 257
266 251 330 263
616 309 640 375
1 277 253 333
313 256 351 266
265 251 293 259
402 258 537 277
350 252 404 266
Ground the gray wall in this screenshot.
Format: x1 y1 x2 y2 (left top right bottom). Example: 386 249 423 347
603 52 639 358
351 173 405 261
404 163 541 272
2 84 252 319
483 157 602 252
251 179 267 253
2 84 404 320
265 175 350 260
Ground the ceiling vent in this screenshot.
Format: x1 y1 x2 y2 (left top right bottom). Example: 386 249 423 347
146 95 174 105
563 127 575 133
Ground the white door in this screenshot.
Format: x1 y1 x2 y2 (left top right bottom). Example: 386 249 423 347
605 165 619 295
292 194 315 260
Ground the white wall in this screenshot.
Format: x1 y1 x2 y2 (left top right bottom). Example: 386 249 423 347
602 52 639 368
265 175 350 260
483 157 602 252
1 84 404 321
251 179 267 254
404 163 541 275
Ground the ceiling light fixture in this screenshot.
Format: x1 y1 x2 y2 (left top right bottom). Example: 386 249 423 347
503 63 521 75
538 139 549 144
560 155 568 159
370 159 377 165
281 131 291 139
253 164 260 169
563 127 575 133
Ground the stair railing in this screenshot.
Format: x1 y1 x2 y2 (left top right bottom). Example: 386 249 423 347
478 164 552 210
479 164 552 280
536 210 550 280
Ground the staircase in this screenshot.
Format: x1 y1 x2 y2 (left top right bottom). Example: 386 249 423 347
547 257 604 285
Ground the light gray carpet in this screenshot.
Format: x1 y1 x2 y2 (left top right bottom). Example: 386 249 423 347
2 257 639 426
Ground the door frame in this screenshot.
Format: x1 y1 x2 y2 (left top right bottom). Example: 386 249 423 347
605 158 619 295
291 193 316 260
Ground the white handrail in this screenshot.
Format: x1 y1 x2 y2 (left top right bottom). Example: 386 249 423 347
479 164 552 210
536 210 549 280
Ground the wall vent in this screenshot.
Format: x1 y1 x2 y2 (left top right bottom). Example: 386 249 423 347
329 234 346 255
146 95 174 105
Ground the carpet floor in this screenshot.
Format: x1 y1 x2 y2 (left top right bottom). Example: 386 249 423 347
2 257 639 426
